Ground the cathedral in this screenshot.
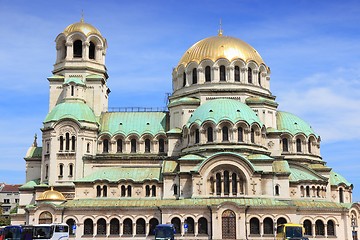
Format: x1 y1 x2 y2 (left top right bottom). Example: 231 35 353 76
12 18 360 240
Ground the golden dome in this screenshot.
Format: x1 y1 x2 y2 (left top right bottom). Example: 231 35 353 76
37 187 66 201
178 35 264 68
63 19 101 37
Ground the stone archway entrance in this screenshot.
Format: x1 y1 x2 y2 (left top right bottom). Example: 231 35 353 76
222 209 236 239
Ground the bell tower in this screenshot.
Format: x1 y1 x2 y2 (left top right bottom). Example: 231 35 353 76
48 17 109 116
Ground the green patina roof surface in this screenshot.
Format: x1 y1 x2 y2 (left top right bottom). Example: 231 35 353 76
272 161 290 173
167 128 182 134
247 154 273 161
168 97 200 108
187 98 263 127
162 161 178 173
25 147 42 158
19 179 40 190
61 198 349 210
245 96 278 107
76 167 161 182
179 154 205 161
44 102 97 123
289 167 323 182
99 112 167 136
64 77 85 86
330 171 351 186
276 111 317 137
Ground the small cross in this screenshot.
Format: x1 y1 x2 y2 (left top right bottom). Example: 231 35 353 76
291 189 296 196
111 190 116 196
136 189 141 196
251 181 257 194
196 181 203 194
84 190 89 196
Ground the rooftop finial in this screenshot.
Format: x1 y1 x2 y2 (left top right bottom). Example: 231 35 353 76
218 18 223 36
32 134 37 147
81 10 84 23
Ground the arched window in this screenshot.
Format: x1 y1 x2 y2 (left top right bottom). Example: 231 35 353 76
127 185 132 197
207 127 213 142
315 220 325 236
238 127 243 142
145 138 151 153
121 185 126 197
198 217 208 234
73 40 82 58
224 171 230 195
131 139 136 153
192 68 197 84
110 218 120 235
222 126 229 142
205 66 211 82
171 217 181 235
71 136 76 151
103 186 107 197
308 140 312 153
173 184 178 195
250 218 260 234
296 138 302 152
277 217 287 226
96 185 101 197
303 220 312 236
275 185 280 195
71 85 74 96
67 163 72 177
145 185 150 197
216 173 221 195
86 143 90 153
183 71 186 87
89 41 95 60
220 65 226 81
159 138 165 153
84 219 93 235
39 211 52 224
282 138 288 152
210 177 214 194
232 173 237 195
248 67 253 83
45 164 49 179
234 66 240 82
103 139 109 153
258 71 261 86
136 218 146 235
185 217 195 234
59 164 63 177
123 218 133 235
65 133 70 151
327 220 335 236
60 136 64 151
263 217 274 234
149 218 159 235
117 139 122 153
195 129 200 144
339 188 344 203
97 218 106 235
306 186 310 197
251 128 255 143
151 185 156 197
66 219 76 235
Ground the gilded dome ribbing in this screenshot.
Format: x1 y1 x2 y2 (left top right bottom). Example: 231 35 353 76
63 19 101 37
178 35 264 68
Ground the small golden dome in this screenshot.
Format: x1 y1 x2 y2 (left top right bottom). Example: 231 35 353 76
63 19 101 37
37 187 66 201
178 35 264 68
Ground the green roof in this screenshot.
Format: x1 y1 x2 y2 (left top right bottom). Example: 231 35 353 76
187 98 263 127
245 96 278 107
272 160 290 173
44 102 97 124
247 154 273 161
162 160 178 173
289 166 324 182
276 111 317 137
19 179 40 190
168 97 200 108
330 171 351 186
64 77 85 86
167 128 182 134
61 198 349 210
178 154 205 161
99 112 167 136
25 147 42 158
76 167 161 182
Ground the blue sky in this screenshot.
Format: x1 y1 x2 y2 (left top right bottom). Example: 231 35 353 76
1 0 360 201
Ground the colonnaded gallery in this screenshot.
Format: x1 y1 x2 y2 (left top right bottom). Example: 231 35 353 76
12 18 360 240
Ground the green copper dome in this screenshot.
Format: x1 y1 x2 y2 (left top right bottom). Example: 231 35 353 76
44 102 97 123
276 111 317 137
187 98 262 127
